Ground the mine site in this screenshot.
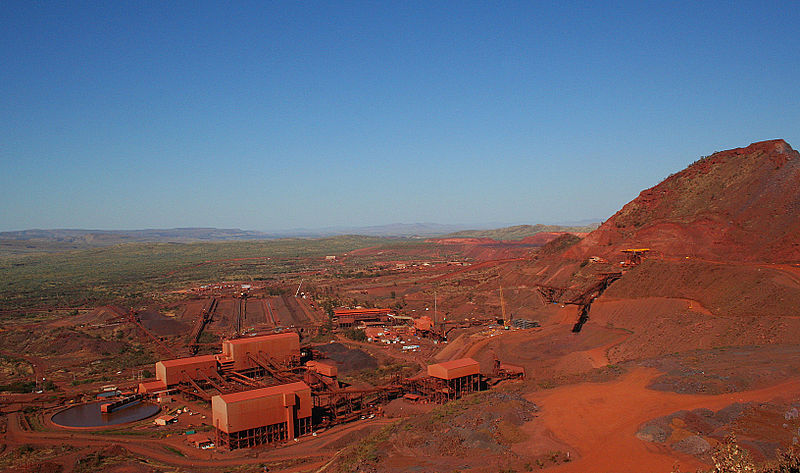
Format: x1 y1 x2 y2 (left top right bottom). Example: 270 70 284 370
2 139 800 473
4 3 800 473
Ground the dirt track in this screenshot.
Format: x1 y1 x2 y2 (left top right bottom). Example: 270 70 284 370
525 367 800 473
4 409 393 472
0 350 47 387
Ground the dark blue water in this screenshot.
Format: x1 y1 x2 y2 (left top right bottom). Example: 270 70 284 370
52 401 161 428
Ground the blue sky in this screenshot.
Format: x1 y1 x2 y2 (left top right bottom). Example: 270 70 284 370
1 1 798 232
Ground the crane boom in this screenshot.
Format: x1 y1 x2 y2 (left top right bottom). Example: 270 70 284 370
500 286 509 329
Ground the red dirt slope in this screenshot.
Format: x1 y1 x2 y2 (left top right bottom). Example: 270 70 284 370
566 139 800 263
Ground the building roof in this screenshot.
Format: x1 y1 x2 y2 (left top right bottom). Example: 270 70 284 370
216 381 310 404
186 433 213 444
414 315 434 331
138 380 167 392
427 357 480 380
434 358 479 371
364 327 383 337
333 308 392 316
223 332 298 346
158 354 217 367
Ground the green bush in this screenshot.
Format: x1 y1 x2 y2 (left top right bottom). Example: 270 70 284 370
343 328 366 342
0 380 36 393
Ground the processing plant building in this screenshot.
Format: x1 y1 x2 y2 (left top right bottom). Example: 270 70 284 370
212 381 312 450
217 332 300 372
423 358 481 402
333 308 393 327
139 329 522 451
155 354 218 387
138 332 301 396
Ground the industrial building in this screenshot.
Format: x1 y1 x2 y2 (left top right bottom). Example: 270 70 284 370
212 381 312 450
138 379 168 394
333 308 393 327
138 354 218 394
421 358 481 402
139 328 522 451
156 354 218 386
216 332 300 373
305 360 337 378
138 332 301 398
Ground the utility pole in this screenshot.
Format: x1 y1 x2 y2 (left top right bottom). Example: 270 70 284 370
434 290 437 326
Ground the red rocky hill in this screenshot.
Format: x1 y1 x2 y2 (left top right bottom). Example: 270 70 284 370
566 139 800 263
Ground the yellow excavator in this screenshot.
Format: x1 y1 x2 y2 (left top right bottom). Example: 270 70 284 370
621 248 651 266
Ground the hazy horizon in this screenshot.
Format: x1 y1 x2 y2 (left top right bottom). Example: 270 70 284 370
0 219 603 236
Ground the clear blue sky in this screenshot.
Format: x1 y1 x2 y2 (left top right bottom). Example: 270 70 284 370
2 1 798 232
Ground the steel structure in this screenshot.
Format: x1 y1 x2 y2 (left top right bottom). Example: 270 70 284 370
621 248 651 266
188 298 217 354
535 284 569 304
141 328 524 451
569 272 622 333
333 308 393 327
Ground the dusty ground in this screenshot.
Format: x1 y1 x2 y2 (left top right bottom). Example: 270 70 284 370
642 345 800 395
636 400 800 464
524 367 800 473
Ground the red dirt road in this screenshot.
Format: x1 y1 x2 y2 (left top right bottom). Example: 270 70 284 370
526 367 800 473
4 409 394 472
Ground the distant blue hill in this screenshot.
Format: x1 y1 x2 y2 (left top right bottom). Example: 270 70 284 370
0 221 602 250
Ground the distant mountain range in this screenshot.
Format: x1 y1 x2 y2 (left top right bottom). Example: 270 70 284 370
0 223 596 243
265 223 484 238
0 227 270 243
0 221 602 255
0 224 480 243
